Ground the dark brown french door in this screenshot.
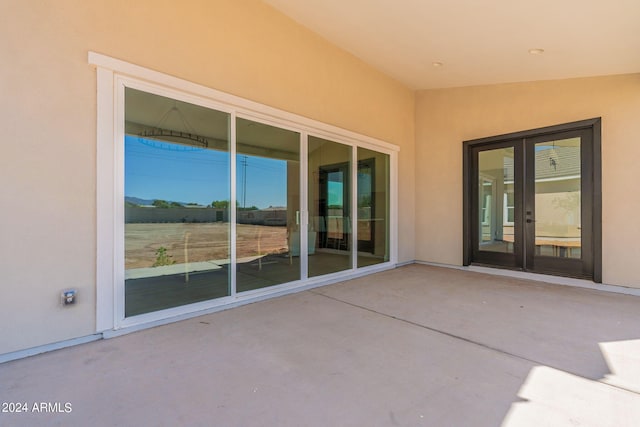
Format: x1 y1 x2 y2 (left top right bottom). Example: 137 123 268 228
464 119 601 281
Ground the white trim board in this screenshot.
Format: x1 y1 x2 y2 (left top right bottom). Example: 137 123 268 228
88 52 399 154
0 335 103 365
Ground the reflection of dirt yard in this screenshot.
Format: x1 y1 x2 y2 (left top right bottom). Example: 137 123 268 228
126 223 288 269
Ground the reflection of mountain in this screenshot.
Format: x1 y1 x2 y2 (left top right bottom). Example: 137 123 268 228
125 196 197 206
125 196 155 206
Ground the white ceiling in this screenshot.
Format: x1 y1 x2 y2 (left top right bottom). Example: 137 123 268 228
263 0 640 90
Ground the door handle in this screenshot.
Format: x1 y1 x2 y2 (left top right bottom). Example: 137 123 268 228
526 218 535 223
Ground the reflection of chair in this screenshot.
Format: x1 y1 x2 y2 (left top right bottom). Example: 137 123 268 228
312 216 326 247
327 216 350 250
343 217 351 250
288 230 317 264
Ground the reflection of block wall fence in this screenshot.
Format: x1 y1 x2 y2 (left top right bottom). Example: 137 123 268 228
125 207 228 223
236 208 287 226
125 207 287 225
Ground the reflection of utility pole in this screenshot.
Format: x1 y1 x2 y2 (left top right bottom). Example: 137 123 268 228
241 155 248 208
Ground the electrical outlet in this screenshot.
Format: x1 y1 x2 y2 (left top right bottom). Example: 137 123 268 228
61 289 77 305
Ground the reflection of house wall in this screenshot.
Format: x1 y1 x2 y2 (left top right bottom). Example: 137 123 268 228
498 187 581 239
535 177 581 238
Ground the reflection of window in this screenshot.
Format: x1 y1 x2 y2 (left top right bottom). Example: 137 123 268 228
480 180 493 226
503 185 514 225
482 195 491 225
328 172 344 208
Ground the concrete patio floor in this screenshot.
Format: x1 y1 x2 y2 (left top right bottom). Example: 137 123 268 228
1 264 639 426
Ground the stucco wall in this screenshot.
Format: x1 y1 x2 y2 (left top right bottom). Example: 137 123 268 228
415 73 640 287
0 0 415 354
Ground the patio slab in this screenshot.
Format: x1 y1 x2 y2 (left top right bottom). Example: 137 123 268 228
1 264 638 426
315 264 640 382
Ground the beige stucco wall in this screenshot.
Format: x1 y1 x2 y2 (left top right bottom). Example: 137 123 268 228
0 0 415 354
415 73 640 287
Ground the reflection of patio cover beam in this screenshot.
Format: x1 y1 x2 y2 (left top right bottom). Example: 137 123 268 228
126 121 230 151
140 128 209 148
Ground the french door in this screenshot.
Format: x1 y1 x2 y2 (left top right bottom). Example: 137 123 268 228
464 119 601 281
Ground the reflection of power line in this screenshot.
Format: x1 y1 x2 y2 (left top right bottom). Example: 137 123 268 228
240 155 248 208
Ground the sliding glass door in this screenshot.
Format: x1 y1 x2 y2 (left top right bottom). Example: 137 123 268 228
235 118 300 292
308 136 352 277
124 88 231 316
357 147 390 267
121 85 395 321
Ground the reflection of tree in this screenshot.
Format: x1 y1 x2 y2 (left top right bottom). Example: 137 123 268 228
358 194 372 208
211 200 230 208
152 199 183 208
152 246 175 267
211 200 250 209
152 199 170 208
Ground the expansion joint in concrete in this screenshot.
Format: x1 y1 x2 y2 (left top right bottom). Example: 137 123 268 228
309 290 640 397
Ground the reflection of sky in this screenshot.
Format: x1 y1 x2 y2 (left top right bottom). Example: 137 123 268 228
327 171 372 207
125 136 287 208
328 181 343 206
357 171 371 201
535 145 554 151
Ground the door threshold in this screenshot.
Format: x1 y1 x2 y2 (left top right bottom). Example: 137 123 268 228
417 261 640 297
466 265 640 297
470 262 591 281
469 263 591 284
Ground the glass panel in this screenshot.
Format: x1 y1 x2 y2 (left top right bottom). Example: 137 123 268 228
308 136 352 277
124 88 230 317
534 138 581 259
478 147 515 253
235 118 300 291
357 148 390 267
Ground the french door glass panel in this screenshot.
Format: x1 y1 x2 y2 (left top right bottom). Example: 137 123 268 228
477 147 515 254
308 136 352 277
124 88 230 317
533 138 581 260
525 131 591 277
235 118 301 291
357 147 390 267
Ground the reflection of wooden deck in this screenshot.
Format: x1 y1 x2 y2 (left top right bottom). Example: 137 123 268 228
502 235 581 257
125 252 386 317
